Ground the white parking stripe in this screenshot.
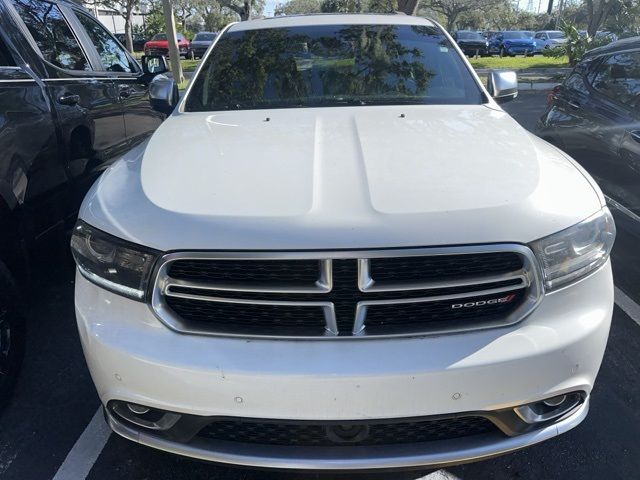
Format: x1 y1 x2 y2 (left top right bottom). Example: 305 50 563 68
417 470 462 479
52 407 111 480
615 287 640 327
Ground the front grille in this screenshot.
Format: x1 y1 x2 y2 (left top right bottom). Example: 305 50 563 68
153 247 540 338
169 259 321 285
197 416 498 447
369 252 522 283
165 298 327 336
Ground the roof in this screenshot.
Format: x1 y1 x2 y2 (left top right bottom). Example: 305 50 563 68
584 36 640 58
228 14 436 33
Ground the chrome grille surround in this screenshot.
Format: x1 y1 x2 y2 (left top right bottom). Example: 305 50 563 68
150 244 543 339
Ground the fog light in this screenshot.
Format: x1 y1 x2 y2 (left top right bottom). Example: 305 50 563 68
110 401 181 431
127 403 150 415
543 395 567 407
514 392 582 424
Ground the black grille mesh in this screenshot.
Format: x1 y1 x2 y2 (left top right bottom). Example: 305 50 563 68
370 252 523 283
197 416 497 446
165 297 326 335
168 259 320 284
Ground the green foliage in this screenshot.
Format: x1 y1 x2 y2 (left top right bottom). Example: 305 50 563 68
542 21 613 66
320 0 361 13
274 0 322 15
366 0 398 13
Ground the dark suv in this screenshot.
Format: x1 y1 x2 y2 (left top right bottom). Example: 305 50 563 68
0 0 171 405
537 37 640 212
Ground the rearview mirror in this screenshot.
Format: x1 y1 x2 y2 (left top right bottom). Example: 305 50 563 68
487 70 518 104
142 55 168 75
149 75 179 115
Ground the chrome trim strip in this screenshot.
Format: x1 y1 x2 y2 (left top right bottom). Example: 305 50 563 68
161 258 332 294
106 399 589 470
150 244 543 340
358 256 529 293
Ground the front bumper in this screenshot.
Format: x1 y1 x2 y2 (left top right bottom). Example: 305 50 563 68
75 262 613 467
105 399 589 469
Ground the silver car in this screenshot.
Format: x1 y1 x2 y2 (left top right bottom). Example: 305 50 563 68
188 31 217 59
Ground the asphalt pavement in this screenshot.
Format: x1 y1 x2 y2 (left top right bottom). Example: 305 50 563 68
0 91 639 480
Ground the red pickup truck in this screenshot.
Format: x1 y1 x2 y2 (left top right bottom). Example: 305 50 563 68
144 33 190 58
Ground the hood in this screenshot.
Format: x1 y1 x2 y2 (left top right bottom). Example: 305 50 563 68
191 40 213 46
80 105 603 251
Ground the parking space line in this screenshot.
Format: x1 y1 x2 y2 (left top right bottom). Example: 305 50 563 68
418 470 462 479
615 287 640 327
52 407 110 480
606 195 640 225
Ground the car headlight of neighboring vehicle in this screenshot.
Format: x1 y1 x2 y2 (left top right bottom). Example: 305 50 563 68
530 208 615 291
71 220 160 301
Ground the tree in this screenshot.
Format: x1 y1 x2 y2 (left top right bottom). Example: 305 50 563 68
320 0 361 12
425 0 503 31
585 0 620 36
396 0 418 14
88 0 138 51
275 0 322 15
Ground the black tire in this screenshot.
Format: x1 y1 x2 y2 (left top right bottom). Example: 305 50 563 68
0 263 25 410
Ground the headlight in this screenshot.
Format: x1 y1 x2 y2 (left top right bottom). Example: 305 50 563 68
71 220 160 300
530 208 615 291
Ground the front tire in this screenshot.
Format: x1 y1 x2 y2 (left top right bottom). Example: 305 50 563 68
0 265 25 409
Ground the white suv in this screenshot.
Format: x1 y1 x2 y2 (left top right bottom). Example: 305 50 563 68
72 14 615 470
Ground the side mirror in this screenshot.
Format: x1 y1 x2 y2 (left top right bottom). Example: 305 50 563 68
487 70 518 104
149 75 179 115
142 55 168 75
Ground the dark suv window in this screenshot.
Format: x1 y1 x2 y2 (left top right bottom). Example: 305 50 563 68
590 52 640 105
75 12 134 73
185 24 482 112
11 0 90 71
0 38 16 66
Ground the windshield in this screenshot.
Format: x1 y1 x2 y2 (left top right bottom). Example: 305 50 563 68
457 31 484 41
548 31 565 39
185 24 482 112
194 33 216 41
502 31 529 39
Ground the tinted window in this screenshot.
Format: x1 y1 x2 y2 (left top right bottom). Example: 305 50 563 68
75 12 134 73
590 52 640 105
457 32 484 41
548 31 565 39
564 73 588 95
11 0 90 71
502 32 528 39
194 33 216 41
0 38 15 66
152 34 167 41
185 24 483 112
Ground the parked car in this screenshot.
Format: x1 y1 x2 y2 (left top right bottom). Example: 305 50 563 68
533 30 567 53
0 0 170 407
73 14 615 470
537 37 640 210
453 30 489 56
115 33 147 52
188 31 217 59
144 33 190 58
489 31 537 56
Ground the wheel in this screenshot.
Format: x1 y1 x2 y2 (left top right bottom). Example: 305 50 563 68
0 263 25 409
